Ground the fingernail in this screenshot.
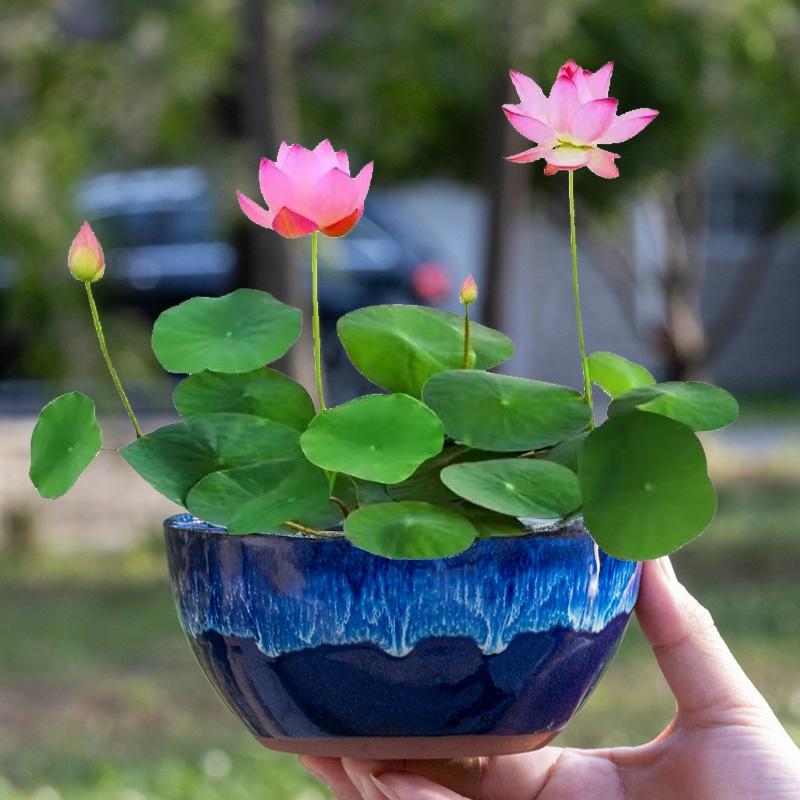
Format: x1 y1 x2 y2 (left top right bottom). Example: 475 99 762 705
658 556 677 582
371 774 404 800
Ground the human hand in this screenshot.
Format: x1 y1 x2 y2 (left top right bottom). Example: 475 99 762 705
300 558 800 799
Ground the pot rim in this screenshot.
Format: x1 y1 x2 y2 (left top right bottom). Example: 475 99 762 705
163 512 588 545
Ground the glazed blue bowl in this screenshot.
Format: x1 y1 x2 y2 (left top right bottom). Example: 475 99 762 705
164 514 640 759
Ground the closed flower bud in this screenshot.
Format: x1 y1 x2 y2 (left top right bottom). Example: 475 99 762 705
459 275 478 305
68 222 105 282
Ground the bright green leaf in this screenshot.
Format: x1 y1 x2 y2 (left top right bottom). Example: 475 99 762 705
120 413 300 505
423 370 591 451
441 458 582 518
337 304 513 396
151 289 301 374
587 351 655 398
579 411 717 560
187 458 330 534
344 501 477 559
173 368 315 431
30 392 102 499
300 393 444 483
609 381 739 431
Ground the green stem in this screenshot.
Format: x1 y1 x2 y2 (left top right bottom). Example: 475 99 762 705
567 170 594 425
462 304 472 368
84 281 143 438
310 231 326 410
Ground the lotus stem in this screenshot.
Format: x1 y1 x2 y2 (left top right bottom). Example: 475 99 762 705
84 281 142 438
567 171 594 425
310 231 326 411
462 304 472 369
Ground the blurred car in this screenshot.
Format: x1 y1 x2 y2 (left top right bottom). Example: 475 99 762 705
74 168 237 311
316 197 451 317
71 167 451 403
75 168 451 317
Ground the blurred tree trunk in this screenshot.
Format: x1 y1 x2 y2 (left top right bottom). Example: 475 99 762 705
659 172 710 380
481 0 528 332
239 0 315 390
586 168 780 382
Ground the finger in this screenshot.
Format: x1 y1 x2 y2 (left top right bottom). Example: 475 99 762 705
371 772 467 800
371 749 625 800
479 748 563 798
636 558 772 723
299 756 362 800
341 758 405 800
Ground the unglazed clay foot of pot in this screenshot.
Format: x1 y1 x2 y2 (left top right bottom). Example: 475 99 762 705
300 559 800 800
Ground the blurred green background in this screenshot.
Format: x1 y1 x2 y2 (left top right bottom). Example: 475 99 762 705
1 0 799 798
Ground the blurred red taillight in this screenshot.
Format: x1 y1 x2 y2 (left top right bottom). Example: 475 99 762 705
412 261 451 302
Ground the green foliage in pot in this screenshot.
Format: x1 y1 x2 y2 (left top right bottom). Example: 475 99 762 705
29 73 738 562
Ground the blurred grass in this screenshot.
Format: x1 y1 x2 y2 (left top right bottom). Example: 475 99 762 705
1 468 799 799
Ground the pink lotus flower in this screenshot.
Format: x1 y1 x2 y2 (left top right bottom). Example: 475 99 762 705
68 221 105 282
237 140 373 238
503 60 658 179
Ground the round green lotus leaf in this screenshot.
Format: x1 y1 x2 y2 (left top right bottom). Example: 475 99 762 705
152 289 301 374
587 351 655 398
423 370 591 452
441 458 581 518
337 304 514 396
120 413 300 505
344 501 477 559
609 381 738 431
173 368 315 431
187 458 330 534
30 392 102 499
300 393 444 483
579 411 717 560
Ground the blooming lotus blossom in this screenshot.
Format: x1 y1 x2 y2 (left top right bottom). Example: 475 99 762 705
237 140 373 238
68 221 105 282
503 60 658 179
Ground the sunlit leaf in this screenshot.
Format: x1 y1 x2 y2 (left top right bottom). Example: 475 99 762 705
152 289 301 374
441 458 581 518
423 370 590 451
587 351 655 398
609 381 738 431
30 392 102 499
344 501 477 559
337 304 513 396
300 393 444 483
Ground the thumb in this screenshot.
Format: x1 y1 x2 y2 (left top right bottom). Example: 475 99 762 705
636 558 773 725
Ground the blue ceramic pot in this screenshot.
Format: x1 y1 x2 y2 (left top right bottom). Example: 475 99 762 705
164 514 640 759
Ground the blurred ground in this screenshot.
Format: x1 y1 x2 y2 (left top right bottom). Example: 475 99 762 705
1 404 799 800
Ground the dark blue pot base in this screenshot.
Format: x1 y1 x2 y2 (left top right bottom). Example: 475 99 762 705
165 515 640 758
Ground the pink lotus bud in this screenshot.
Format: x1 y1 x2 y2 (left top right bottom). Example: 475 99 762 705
237 140 373 239
503 61 658 179
459 275 478 305
68 222 105 282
